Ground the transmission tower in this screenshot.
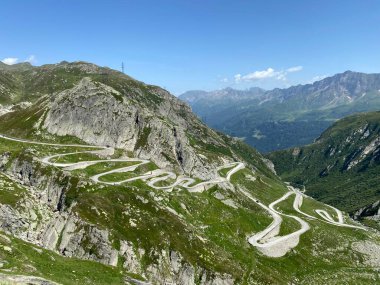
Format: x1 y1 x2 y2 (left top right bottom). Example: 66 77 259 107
121 62 125 74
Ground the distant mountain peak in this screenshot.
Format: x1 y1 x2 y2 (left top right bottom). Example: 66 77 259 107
181 70 380 153
0 61 33 71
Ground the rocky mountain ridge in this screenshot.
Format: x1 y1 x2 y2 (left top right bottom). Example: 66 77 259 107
180 71 380 152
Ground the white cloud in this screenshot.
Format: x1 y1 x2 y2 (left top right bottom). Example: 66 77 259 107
25 55 36 64
234 66 303 83
1 55 37 65
276 72 287 81
220 77 229 83
235 68 276 82
310 74 328 83
286 65 303 72
1 57 19 65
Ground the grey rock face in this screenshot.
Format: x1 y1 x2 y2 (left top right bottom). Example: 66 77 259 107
352 241 380 267
0 104 11 116
58 217 119 266
354 200 380 221
0 204 27 235
0 158 118 266
261 157 276 174
119 242 234 284
42 78 222 179
0 152 10 170
0 101 32 116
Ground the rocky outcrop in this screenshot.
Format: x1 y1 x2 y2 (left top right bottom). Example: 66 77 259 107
0 152 10 170
119 244 234 285
353 200 380 221
41 78 222 179
0 61 267 284
0 157 118 266
261 157 276 174
0 102 32 116
352 241 380 267
0 104 11 116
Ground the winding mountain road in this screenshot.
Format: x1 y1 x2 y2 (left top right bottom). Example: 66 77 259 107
0 134 365 258
0 134 244 193
242 185 365 257
242 189 310 257
289 186 365 229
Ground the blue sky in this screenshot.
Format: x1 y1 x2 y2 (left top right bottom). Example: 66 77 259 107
1 0 380 94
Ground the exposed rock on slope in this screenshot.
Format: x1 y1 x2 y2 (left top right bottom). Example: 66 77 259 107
354 201 380 220
42 77 214 179
354 200 380 231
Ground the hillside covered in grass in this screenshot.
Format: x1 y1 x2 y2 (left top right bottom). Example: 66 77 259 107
267 111 380 228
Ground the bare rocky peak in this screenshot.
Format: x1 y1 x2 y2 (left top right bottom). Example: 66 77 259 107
180 87 266 104
268 71 380 105
41 77 231 179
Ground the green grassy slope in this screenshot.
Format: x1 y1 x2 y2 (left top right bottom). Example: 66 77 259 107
267 111 380 213
0 231 126 285
0 61 162 107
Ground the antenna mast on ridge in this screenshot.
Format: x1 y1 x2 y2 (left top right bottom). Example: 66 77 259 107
121 62 125 74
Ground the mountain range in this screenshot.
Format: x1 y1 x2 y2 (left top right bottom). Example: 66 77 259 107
180 71 380 152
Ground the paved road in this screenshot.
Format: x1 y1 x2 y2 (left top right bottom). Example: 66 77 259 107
242 189 309 257
0 133 365 258
242 184 365 257
289 186 365 229
0 134 244 192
